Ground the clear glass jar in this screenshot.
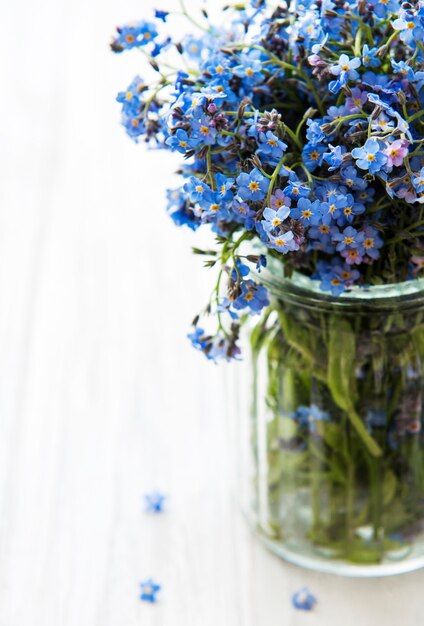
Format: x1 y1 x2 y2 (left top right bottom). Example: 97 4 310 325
242 264 424 576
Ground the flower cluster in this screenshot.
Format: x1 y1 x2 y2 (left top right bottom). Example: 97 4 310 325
112 0 424 360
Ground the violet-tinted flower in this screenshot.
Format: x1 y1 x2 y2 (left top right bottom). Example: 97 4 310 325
384 140 409 168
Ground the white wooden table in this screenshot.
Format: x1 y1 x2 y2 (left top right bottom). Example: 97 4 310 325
1 1 424 624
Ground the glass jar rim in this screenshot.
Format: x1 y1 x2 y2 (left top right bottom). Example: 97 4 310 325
254 260 424 314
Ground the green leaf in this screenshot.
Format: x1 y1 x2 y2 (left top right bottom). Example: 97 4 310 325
315 422 343 450
250 314 273 355
412 325 424 372
278 416 298 440
267 450 307 485
327 316 383 459
277 310 327 382
383 470 398 507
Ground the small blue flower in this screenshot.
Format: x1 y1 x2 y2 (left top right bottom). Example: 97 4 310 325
329 54 360 92
215 173 234 202
144 491 165 513
188 327 210 352
302 143 326 172
233 54 264 83
166 188 201 231
257 131 288 163
323 144 345 171
165 128 197 153
184 177 212 203
154 9 169 22
283 181 310 200
320 196 347 225
291 198 321 225
412 167 424 193
291 587 317 611
317 259 360 294
232 280 270 314
362 44 380 68
336 194 366 226
261 205 291 232
267 231 298 253
340 166 368 191
392 12 423 45
305 119 325 144
255 254 267 272
202 54 232 79
294 405 330 432
151 37 172 57
362 225 384 260
368 0 400 17
351 138 388 174
232 198 256 226
121 111 145 141
116 76 145 112
391 59 414 80
231 260 250 280
236 168 269 201
182 35 204 58
330 54 361 80
112 21 158 52
332 225 365 252
191 115 218 145
140 579 161 603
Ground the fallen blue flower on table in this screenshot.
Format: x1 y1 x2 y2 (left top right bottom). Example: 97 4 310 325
292 587 317 611
144 491 165 513
140 579 161 603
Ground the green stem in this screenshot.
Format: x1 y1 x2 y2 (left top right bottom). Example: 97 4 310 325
266 154 288 205
178 0 210 32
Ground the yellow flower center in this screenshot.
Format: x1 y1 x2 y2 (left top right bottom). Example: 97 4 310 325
249 181 259 192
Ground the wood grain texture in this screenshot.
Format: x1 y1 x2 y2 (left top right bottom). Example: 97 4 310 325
1 1 424 624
